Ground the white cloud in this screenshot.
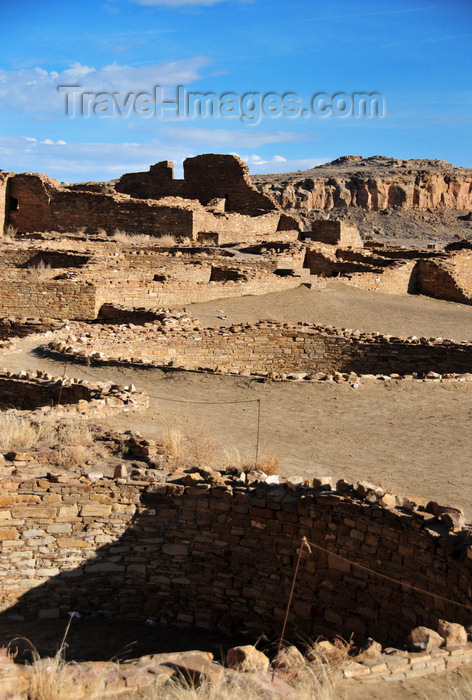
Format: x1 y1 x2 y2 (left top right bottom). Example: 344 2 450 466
0 58 209 114
131 0 227 6
164 126 307 148
40 139 67 145
0 133 315 181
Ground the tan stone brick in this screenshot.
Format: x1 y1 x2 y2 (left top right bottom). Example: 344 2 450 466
80 504 113 516
0 528 19 540
56 538 91 548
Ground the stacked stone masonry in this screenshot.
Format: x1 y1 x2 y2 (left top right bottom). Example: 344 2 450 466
0 477 471 648
48 320 472 377
2 155 299 245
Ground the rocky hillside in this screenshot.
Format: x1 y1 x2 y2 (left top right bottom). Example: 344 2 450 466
253 156 472 245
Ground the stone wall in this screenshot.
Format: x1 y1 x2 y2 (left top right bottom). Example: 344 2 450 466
0 477 470 646
0 173 11 237
0 376 91 410
340 261 417 295
0 319 65 341
5 165 298 245
48 320 472 377
0 280 98 320
416 256 472 305
0 370 148 417
116 154 282 217
7 175 195 238
192 209 284 244
308 220 363 248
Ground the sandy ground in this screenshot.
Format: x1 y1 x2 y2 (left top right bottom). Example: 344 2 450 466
189 282 472 340
3 281 472 517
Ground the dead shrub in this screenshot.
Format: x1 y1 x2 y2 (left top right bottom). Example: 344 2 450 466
4 224 18 240
27 259 55 281
157 234 177 247
241 455 281 475
0 412 96 456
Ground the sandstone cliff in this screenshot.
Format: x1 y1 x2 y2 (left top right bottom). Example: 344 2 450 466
253 156 472 212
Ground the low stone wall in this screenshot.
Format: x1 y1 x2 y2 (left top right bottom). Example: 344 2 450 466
304 245 418 294
0 474 470 648
0 371 148 416
47 320 472 377
0 318 65 341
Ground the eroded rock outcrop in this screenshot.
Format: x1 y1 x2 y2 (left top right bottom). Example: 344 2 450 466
253 156 472 212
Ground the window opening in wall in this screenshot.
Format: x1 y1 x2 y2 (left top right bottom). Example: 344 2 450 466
10 197 19 212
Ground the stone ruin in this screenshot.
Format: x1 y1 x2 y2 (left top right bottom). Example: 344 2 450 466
0 154 299 245
0 155 472 693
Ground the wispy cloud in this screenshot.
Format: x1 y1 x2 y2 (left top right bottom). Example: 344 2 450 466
164 126 309 148
0 58 209 114
263 5 437 27
131 0 227 6
0 132 313 181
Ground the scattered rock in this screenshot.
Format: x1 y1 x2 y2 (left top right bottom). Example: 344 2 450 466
437 620 468 648
226 645 270 673
407 626 444 652
358 637 382 659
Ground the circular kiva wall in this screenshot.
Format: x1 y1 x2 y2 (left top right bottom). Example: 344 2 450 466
48 321 472 377
1 476 471 646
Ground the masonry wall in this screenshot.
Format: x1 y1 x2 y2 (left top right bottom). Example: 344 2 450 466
7 175 195 238
0 319 65 340
0 173 11 237
55 321 472 376
0 281 97 320
0 479 470 646
309 220 363 248
341 261 417 295
192 209 283 244
0 377 91 410
115 155 280 217
93 275 304 311
416 259 472 305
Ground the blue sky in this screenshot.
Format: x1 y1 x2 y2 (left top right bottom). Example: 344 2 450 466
0 0 471 181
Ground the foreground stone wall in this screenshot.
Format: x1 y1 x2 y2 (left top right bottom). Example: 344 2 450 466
0 477 470 646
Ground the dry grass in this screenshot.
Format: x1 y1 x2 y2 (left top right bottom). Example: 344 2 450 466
4 224 18 239
0 412 96 456
163 424 223 468
111 229 177 246
157 234 177 246
255 455 281 475
162 421 280 474
143 672 334 699
306 636 353 676
17 623 338 700
11 619 101 700
27 259 56 281
240 454 282 475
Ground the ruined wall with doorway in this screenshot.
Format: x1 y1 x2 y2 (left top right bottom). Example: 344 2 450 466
7 174 195 237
